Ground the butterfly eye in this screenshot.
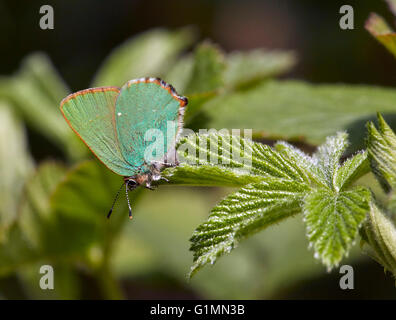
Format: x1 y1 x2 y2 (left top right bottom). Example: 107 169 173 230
127 180 138 189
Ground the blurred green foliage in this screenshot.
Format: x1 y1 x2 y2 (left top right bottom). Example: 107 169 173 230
0 25 395 299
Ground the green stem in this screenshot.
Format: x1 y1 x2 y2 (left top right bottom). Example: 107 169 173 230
96 259 124 300
95 232 124 300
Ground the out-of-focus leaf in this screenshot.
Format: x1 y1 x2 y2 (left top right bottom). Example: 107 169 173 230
93 28 195 87
366 13 396 59
16 163 80 299
0 54 86 160
166 47 295 126
202 80 396 145
367 113 396 192
183 42 226 95
0 224 40 276
181 43 226 123
0 162 66 276
0 103 34 236
164 55 194 94
390 191 396 215
19 53 69 105
19 162 66 250
0 159 140 284
361 202 396 276
224 49 295 89
48 160 141 267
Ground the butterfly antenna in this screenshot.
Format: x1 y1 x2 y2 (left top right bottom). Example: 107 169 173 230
125 183 133 220
107 181 126 219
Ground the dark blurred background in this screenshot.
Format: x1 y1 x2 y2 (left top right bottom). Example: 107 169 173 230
1 0 396 90
1 0 396 300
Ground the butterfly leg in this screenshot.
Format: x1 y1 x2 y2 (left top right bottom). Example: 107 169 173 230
143 173 157 191
145 179 157 190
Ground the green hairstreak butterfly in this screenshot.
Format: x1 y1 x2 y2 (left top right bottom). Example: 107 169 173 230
60 77 188 219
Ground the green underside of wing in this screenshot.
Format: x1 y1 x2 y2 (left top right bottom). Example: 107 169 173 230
115 82 181 171
61 89 138 176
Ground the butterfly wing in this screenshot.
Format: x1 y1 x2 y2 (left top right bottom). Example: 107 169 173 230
115 78 187 171
60 87 137 176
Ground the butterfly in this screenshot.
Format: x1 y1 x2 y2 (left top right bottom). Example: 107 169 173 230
60 77 188 219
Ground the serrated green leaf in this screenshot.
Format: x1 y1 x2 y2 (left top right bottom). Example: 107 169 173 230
181 132 372 274
93 28 195 87
366 13 396 59
276 134 370 191
275 141 321 186
164 132 310 187
202 80 396 145
224 49 295 89
0 103 34 236
312 132 349 188
164 164 264 187
303 187 370 269
189 179 309 277
367 113 396 193
361 202 396 276
335 151 369 191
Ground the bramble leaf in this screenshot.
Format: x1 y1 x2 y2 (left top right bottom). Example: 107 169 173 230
189 179 309 277
312 132 349 188
303 187 370 269
184 132 371 275
164 132 309 187
361 202 396 276
367 113 396 192
335 151 369 191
